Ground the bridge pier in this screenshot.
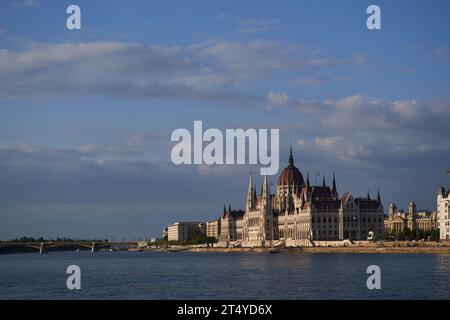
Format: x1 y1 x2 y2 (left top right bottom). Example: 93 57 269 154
91 241 97 252
39 242 47 254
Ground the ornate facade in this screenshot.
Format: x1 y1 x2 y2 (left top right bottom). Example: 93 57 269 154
218 149 385 247
218 205 244 242
384 202 437 235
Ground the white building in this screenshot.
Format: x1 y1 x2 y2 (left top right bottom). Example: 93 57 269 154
167 221 205 242
206 219 221 239
437 187 450 240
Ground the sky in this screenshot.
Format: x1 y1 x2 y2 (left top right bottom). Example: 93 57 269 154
0 0 449 240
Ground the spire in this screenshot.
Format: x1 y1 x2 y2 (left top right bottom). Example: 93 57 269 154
322 175 326 187
367 190 370 200
377 189 381 203
263 175 269 191
306 171 310 188
332 172 337 192
260 180 264 197
246 174 255 210
222 204 227 218
261 175 270 210
228 203 231 212
247 174 253 192
331 172 337 199
288 144 294 165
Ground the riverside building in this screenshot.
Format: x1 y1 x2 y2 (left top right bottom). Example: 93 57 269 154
217 149 385 247
167 222 206 242
384 202 437 234
437 187 450 240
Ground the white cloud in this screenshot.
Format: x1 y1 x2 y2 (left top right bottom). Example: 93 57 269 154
391 100 419 118
0 40 355 103
289 95 450 170
267 91 289 109
315 136 341 148
327 95 364 110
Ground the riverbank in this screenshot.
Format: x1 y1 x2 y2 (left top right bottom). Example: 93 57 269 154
187 245 450 254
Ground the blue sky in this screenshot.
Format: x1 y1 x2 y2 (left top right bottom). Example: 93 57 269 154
0 0 449 240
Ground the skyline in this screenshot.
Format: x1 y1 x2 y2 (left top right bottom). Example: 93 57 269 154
0 0 449 239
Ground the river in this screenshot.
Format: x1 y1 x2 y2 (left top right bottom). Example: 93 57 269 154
1 251 449 299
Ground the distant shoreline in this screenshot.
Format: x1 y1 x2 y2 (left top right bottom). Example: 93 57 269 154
3 242 450 255
186 245 450 255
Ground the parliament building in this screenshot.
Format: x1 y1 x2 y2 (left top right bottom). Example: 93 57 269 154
217 149 385 247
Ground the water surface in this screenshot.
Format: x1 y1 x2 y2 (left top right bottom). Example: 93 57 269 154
1 251 449 299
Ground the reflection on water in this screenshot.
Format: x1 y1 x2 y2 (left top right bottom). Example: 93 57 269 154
0 251 449 299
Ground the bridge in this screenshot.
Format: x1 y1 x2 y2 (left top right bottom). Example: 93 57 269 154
0 241 140 254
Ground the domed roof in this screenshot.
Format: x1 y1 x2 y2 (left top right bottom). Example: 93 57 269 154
277 147 304 188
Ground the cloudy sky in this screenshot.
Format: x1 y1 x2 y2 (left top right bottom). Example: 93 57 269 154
0 0 449 240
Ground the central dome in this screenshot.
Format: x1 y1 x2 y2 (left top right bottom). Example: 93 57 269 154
277 147 304 188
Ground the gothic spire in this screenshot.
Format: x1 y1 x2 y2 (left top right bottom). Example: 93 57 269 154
261 175 270 209
367 190 371 200
332 172 337 193
246 174 255 210
288 144 294 165
322 174 326 187
263 175 269 192
306 171 310 188
377 189 381 203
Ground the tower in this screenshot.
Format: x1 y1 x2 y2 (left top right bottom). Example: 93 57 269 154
245 174 255 211
408 201 416 218
260 175 273 245
408 201 417 230
306 171 310 188
332 172 338 199
389 203 396 219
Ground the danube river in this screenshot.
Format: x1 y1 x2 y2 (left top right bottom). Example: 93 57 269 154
1 251 449 299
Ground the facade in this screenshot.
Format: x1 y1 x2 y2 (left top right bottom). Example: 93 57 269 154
206 219 221 239
167 221 206 242
218 205 245 242
437 187 450 240
384 202 437 235
218 149 385 247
